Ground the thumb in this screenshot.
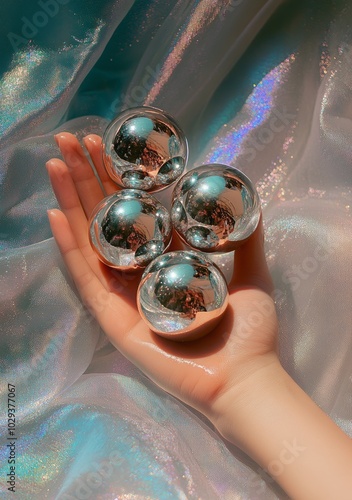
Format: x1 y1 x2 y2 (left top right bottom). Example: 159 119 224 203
229 214 273 295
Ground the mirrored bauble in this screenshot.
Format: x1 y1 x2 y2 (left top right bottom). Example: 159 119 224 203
171 164 261 253
137 251 229 341
89 190 172 271
102 106 188 192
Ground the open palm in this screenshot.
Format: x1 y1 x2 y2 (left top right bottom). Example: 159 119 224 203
47 132 278 421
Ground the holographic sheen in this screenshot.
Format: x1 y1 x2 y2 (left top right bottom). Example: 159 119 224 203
137 251 229 340
204 55 296 167
89 190 171 271
171 164 260 252
102 107 188 192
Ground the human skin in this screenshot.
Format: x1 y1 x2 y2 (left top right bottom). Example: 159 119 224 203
46 132 352 500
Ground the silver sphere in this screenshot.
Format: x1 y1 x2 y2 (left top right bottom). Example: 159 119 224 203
102 106 188 192
171 164 261 253
137 251 229 341
89 190 172 271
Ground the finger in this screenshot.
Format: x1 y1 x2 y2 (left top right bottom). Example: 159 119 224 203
83 134 119 196
48 208 141 336
54 133 105 217
47 159 125 289
230 215 273 295
46 158 151 293
46 159 90 248
48 208 107 305
46 158 105 278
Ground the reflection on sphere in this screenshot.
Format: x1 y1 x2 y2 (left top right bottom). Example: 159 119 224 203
171 164 260 252
137 251 229 341
103 107 188 192
89 190 171 271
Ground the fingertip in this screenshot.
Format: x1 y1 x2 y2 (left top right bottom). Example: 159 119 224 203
54 133 67 148
83 134 101 146
55 133 84 160
46 158 61 170
46 159 67 184
47 208 64 229
54 132 76 144
47 208 61 218
47 208 61 236
46 209 78 256
47 208 71 239
83 135 103 157
46 159 55 170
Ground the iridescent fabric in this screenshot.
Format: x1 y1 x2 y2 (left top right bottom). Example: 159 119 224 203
1 1 352 498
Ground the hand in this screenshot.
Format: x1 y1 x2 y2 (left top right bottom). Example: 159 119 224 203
47 133 352 500
46 132 279 430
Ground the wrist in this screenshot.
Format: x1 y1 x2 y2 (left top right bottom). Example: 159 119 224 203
208 356 352 500
208 354 284 448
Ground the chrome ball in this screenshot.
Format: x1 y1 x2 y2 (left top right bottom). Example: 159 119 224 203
171 164 261 253
102 106 188 192
89 190 172 271
137 251 229 341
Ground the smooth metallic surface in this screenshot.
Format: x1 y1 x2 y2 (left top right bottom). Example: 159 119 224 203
137 251 229 341
103 106 188 192
171 164 261 253
89 190 172 271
